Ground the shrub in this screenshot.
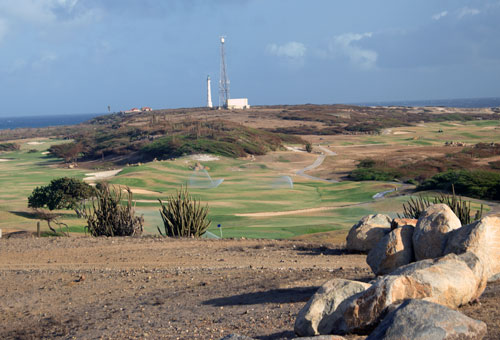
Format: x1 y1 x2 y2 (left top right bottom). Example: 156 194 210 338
399 187 483 225
85 184 143 237
158 187 211 237
28 177 95 211
0 142 20 151
305 143 313 153
418 170 500 200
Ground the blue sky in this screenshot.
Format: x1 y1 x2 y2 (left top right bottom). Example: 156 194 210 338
1 0 499 116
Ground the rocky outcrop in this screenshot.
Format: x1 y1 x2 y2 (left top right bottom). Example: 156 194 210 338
338 252 486 333
366 225 414 276
412 204 461 260
445 215 500 279
346 214 392 253
294 279 371 336
366 299 487 340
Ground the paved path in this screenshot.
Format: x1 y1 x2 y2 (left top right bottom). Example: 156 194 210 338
295 145 338 183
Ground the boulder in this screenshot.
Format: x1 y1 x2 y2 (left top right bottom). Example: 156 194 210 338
294 279 371 336
346 214 392 252
337 252 486 334
444 215 500 279
366 299 487 340
366 225 414 276
390 218 417 230
412 204 461 261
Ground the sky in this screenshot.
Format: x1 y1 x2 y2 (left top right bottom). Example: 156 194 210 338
1 0 500 116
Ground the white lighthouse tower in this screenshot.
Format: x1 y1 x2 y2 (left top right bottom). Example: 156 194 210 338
207 75 213 108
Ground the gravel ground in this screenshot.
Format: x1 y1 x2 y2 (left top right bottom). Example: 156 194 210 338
0 236 498 340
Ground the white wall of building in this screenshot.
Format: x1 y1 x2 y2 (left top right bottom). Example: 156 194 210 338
226 98 250 109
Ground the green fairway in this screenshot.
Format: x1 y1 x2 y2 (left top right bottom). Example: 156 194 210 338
1 122 496 240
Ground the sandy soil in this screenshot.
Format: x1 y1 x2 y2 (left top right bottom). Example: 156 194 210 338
0 237 498 340
0 159 11 162
83 169 123 182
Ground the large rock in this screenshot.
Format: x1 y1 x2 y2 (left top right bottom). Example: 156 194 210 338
413 204 461 261
294 279 371 336
445 215 500 279
366 225 414 276
346 214 392 253
337 252 487 334
366 299 487 340
390 218 417 230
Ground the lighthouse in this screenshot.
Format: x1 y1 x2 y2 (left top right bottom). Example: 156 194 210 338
207 75 213 108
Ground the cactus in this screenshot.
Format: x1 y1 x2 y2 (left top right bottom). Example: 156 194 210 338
158 186 211 237
400 185 483 225
85 183 143 237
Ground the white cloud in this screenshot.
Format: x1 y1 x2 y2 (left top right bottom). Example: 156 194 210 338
432 11 448 20
267 41 306 59
330 32 377 69
458 7 480 19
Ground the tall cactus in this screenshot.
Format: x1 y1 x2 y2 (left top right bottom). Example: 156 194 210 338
158 186 211 237
400 185 483 225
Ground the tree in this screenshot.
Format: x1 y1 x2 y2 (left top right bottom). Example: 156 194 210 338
305 142 313 153
48 142 83 163
28 177 95 211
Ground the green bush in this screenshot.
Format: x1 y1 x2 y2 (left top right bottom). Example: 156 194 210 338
85 184 143 237
349 168 400 181
157 187 211 237
0 142 20 151
28 177 95 211
418 170 500 200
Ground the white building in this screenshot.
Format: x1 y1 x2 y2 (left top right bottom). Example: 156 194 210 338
226 98 250 109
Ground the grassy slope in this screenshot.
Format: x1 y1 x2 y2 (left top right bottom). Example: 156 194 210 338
1 120 497 239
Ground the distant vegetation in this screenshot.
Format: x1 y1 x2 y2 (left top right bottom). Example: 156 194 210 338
0 142 20 151
418 170 500 200
268 105 500 135
49 119 304 162
350 143 500 185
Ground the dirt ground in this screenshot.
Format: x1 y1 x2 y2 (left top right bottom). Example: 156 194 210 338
0 236 499 340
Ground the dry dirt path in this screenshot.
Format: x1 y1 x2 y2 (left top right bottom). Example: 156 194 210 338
0 237 370 340
1 237 499 340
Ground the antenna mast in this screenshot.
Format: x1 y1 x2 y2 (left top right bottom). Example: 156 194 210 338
219 36 230 108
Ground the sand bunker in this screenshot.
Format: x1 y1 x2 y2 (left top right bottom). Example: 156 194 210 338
83 169 122 182
190 154 220 161
41 151 50 155
0 159 12 162
286 146 306 153
393 131 411 135
27 141 45 145
125 188 160 195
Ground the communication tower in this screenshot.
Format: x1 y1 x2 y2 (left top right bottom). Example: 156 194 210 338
219 36 230 108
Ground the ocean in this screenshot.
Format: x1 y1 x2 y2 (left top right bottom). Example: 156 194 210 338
0 113 104 130
356 97 500 108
